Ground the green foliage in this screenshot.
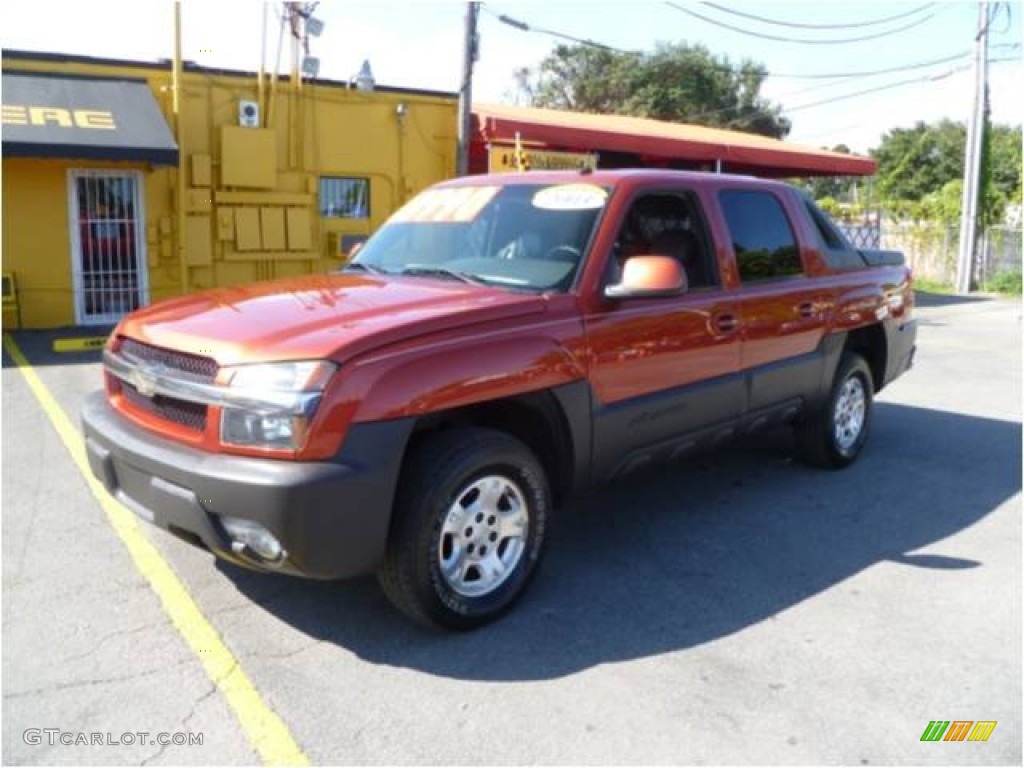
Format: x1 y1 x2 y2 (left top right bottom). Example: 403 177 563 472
803 145 859 201
913 278 954 294
989 124 1023 208
515 42 790 139
983 269 1022 295
872 119 965 202
872 120 1022 223
917 179 963 227
816 196 842 217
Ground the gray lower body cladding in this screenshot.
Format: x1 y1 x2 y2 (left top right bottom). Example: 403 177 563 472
81 391 414 579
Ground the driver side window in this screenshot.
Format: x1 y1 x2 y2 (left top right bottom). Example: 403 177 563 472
612 192 718 290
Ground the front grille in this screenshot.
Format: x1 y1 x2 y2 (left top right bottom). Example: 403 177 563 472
122 382 208 432
115 337 215 433
119 337 218 383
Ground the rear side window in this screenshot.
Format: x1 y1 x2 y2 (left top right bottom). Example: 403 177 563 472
803 198 867 271
719 190 803 282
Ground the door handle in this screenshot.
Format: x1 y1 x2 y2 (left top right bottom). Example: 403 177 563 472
714 313 738 333
797 301 816 318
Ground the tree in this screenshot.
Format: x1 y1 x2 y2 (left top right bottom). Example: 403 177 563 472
804 144 856 202
987 122 1023 216
515 43 791 139
871 119 1021 222
871 120 965 203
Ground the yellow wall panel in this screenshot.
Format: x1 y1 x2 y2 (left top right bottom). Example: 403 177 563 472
222 250 316 262
221 126 276 188
286 208 312 250
234 208 261 251
275 261 312 279
185 216 212 266
187 188 212 213
214 261 260 287
3 159 80 327
191 154 212 187
216 209 235 241
260 207 286 251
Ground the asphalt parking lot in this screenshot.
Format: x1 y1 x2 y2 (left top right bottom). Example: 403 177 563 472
2 293 1020 766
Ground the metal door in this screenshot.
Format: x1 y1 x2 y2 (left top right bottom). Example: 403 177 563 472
69 170 148 325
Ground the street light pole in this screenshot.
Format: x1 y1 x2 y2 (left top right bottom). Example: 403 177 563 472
456 2 480 177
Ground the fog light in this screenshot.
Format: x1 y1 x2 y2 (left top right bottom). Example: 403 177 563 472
219 516 285 563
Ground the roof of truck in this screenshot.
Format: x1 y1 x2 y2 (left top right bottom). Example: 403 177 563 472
440 168 780 188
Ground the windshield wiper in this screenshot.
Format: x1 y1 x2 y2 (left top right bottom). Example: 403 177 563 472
399 265 489 286
342 261 387 275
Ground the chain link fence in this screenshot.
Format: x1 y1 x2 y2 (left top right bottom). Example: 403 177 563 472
878 223 958 284
977 227 1023 291
837 224 881 250
838 219 1022 291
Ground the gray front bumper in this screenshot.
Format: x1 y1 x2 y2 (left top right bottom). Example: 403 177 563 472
81 391 413 579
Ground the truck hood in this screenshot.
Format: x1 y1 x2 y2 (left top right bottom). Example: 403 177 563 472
118 274 548 366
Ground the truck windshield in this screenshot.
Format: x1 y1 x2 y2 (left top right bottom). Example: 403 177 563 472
348 182 608 291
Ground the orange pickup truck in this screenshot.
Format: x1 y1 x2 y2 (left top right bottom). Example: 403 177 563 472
82 170 916 629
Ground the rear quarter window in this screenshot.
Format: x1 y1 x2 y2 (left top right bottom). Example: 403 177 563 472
719 190 804 283
803 198 868 271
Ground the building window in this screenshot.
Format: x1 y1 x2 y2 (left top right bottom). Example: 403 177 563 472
320 177 370 218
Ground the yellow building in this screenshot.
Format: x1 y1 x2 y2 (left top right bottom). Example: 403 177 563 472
2 49 457 329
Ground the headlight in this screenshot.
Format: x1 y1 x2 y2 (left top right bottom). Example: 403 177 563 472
219 361 336 451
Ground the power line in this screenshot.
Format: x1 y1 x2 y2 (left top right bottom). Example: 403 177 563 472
771 47 1020 99
769 44 1019 79
484 4 1015 83
991 1 1013 35
665 1 944 45
698 1 936 31
783 68 968 115
484 2 1019 119
977 1 1009 40
682 70 953 127
686 56 1018 128
780 57 1018 115
767 51 970 79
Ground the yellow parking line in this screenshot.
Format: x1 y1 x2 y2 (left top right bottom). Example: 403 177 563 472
2 333 308 767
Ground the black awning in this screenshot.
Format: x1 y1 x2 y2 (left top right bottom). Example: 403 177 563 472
1 72 178 165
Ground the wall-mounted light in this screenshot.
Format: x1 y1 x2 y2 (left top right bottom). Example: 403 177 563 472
395 102 408 122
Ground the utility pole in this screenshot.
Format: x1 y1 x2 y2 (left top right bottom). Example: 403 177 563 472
173 0 187 294
456 1 480 176
955 1 989 294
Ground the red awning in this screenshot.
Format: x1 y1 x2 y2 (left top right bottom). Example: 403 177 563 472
473 104 875 178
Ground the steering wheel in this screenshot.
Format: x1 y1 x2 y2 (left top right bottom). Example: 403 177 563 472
544 245 581 262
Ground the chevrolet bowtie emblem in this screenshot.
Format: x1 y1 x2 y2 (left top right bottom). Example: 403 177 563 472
130 362 163 398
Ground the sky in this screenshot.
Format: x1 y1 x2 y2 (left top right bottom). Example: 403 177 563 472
2 0 1021 155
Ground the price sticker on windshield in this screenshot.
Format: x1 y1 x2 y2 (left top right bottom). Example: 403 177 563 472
391 186 499 223
532 184 608 211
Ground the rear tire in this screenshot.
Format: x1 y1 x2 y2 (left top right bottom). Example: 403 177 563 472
794 353 873 469
378 427 550 630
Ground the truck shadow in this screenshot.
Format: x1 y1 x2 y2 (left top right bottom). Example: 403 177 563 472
913 291 992 308
220 402 1021 681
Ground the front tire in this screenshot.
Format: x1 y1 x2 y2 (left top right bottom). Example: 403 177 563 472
378 428 551 630
794 353 874 469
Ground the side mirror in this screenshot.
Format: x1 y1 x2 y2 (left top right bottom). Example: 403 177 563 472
604 255 687 299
